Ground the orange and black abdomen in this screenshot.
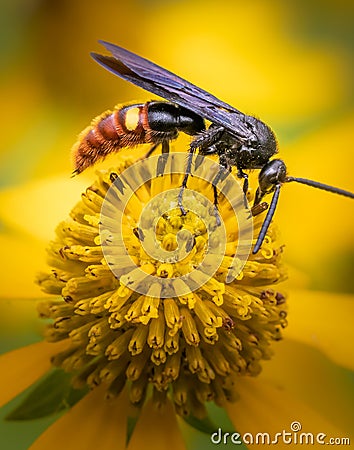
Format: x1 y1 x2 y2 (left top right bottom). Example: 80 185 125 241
72 101 205 174
72 102 170 174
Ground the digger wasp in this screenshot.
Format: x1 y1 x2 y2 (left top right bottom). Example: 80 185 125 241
72 41 354 253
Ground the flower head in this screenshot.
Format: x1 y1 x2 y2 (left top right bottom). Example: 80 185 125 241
36 151 287 422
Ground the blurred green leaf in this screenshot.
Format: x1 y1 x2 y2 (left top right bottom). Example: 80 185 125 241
5 369 88 420
126 414 140 447
182 413 220 435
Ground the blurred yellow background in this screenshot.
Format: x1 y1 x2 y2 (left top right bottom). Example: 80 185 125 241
1 0 353 294
0 1 353 448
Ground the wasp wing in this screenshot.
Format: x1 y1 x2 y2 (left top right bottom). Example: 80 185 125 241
91 41 251 139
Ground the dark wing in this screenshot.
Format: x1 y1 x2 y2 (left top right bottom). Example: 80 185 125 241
91 41 251 139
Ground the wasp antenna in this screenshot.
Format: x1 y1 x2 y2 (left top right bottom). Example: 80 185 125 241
253 185 281 254
286 177 354 199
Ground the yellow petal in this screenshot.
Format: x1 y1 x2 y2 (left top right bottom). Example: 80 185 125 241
30 385 127 450
227 377 351 449
127 399 186 450
261 338 354 434
285 289 354 369
0 175 88 241
0 341 67 407
0 233 47 298
281 264 311 290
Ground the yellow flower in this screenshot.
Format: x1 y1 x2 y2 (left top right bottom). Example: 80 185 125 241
0 148 353 449
1 2 353 449
33 152 288 416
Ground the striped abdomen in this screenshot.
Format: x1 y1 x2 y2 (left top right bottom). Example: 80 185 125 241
72 101 205 174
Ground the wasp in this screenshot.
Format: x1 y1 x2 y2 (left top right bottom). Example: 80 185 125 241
72 41 354 253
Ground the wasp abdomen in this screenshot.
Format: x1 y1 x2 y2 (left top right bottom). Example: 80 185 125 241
72 102 180 175
72 101 205 174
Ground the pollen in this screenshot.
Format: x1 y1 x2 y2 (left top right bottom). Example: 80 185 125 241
37 152 287 420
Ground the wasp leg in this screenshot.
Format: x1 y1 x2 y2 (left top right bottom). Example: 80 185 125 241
194 152 205 171
212 183 220 226
142 142 160 160
213 165 230 226
237 168 249 207
156 140 170 177
178 127 225 215
253 185 265 206
178 147 195 215
193 125 225 153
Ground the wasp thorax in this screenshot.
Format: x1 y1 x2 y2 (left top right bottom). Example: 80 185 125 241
249 117 278 162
